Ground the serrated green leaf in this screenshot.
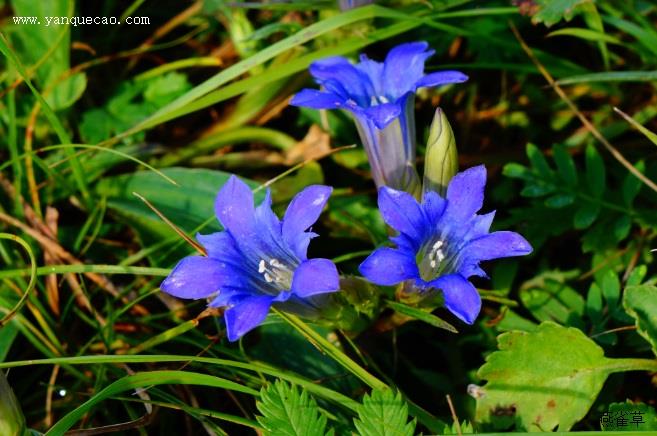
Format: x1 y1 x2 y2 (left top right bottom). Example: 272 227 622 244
475 322 613 431
553 145 578 186
531 0 590 27
256 380 330 436
573 202 600 229
545 193 575 208
602 401 657 431
354 389 415 436
623 285 657 357
585 144 606 198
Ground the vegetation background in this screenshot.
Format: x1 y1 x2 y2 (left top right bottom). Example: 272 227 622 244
1 0 657 434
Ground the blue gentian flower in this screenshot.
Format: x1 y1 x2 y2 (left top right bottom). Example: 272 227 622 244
290 41 467 195
338 0 373 10
359 165 532 324
160 175 340 341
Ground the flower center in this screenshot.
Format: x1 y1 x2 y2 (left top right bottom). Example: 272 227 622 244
370 95 390 106
417 239 448 282
258 258 293 291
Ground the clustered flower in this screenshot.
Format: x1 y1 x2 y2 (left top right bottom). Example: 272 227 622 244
161 42 532 341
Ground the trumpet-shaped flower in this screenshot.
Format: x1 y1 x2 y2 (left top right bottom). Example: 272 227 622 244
290 41 467 194
161 176 340 341
359 165 532 324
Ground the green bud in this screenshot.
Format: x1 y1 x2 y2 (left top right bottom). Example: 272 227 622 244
0 371 27 436
228 9 259 61
423 108 458 197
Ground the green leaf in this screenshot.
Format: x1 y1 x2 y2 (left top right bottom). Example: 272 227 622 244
599 269 620 312
613 214 632 242
544 193 575 208
556 70 657 85
475 322 612 431
623 285 657 357
531 0 590 27
602 401 657 431
585 144 606 198
553 145 578 186
526 143 553 178
520 278 585 326
46 72 87 110
385 300 458 333
622 161 644 206
0 371 26 436
354 389 415 436
573 202 600 229
626 265 647 287
586 283 603 325
256 380 330 436
547 27 623 44
502 163 532 181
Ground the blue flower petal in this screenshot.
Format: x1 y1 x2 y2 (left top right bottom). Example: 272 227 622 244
359 247 419 285
382 41 434 98
422 190 446 224
291 258 340 298
378 186 427 241
196 231 240 260
214 175 257 241
282 185 332 254
355 54 384 95
430 273 481 324
224 295 273 341
310 57 373 106
160 256 247 299
363 102 402 129
290 89 344 110
444 165 487 223
416 70 468 88
464 231 533 261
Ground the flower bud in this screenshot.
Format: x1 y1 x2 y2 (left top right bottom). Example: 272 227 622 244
423 108 458 197
0 371 27 436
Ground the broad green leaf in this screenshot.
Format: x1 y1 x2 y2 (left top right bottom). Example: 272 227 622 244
46 72 87 110
626 265 647 287
475 322 611 431
602 401 657 431
553 145 578 186
612 215 632 242
354 389 415 436
256 380 330 436
585 144 605 198
623 285 657 356
495 308 538 333
531 0 590 27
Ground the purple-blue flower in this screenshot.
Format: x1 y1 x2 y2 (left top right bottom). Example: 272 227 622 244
160 175 340 341
290 41 467 195
359 165 532 324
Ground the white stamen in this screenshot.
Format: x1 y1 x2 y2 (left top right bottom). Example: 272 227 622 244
436 250 445 262
379 95 389 103
264 272 274 283
432 240 443 250
430 260 437 268
258 259 266 273
269 258 281 267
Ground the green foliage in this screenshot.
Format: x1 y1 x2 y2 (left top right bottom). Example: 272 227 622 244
79 72 191 144
623 285 657 356
476 322 612 431
256 380 330 436
602 401 657 431
354 389 415 436
531 0 591 27
504 143 657 251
